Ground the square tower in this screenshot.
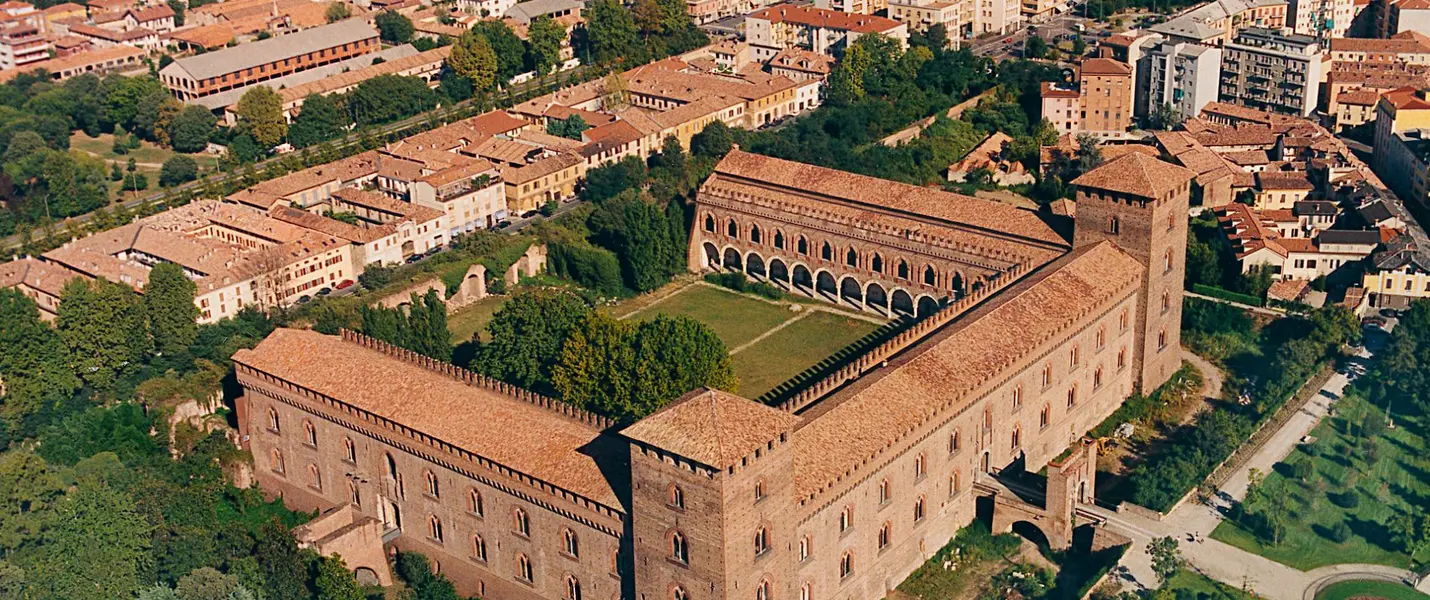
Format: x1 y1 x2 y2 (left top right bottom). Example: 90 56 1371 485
1070 153 1198 395
622 389 802 600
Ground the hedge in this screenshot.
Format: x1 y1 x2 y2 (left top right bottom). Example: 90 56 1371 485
1192 283 1262 307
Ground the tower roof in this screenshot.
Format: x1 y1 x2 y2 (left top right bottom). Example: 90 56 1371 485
621 388 801 469
1070 152 1197 199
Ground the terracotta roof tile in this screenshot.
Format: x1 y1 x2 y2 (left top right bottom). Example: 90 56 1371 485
622 388 801 469
1069 152 1197 199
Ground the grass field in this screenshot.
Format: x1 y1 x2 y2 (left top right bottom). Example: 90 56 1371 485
1163 571 1255 599
447 296 508 344
616 282 882 398
1210 389 1430 570
1316 580 1430 600
71 132 222 199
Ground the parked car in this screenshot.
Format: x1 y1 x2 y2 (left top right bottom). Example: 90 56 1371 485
521 209 540 219
405 254 423 264
317 287 333 297
335 280 355 290
297 295 312 304
496 220 513 230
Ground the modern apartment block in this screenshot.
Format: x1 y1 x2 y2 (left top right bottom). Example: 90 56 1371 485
1150 0 1288 44
1287 0 1354 40
1218 27 1322 116
0 4 47 71
159 20 380 102
745 4 907 60
1136 39 1223 122
886 0 1020 38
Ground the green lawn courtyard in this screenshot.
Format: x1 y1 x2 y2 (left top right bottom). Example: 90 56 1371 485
617 283 882 398
1315 580 1430 600
446 295 509 344
70 132 221 197
1210 389 1430 571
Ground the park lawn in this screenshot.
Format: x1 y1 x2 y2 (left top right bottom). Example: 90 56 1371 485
447 295 508 344
620 284 795 350
1316 580 1430 600
1164 571 1254 599
1210 390 1430 570
107 165 163 199
70 132 220 171
728 310 880 398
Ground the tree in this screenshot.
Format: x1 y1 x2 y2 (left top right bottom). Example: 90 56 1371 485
1148 536 1183 585
470 20 525 80
288 93 345 148
526 15 565 75
0 290 79 438
234 86 286 149
588 190 687 292
1025 35 1048 59
447 31 498 91
314 556 364 600
175 567 240 600
546 114 588 140
253 520 312 600
56 277 151 389
690 120 732 158
29 483 153 600
346 75 439 126
475 290 591 390
375 10 414 43
1074 133 1102 176
585 0 638 64
169 105 217 153
145 262 200 356
324 1 350 23
167 0 186 26
159 155 199 187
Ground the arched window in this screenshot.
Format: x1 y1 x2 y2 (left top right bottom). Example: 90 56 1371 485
754 526 769 556
797 236 808 255
950 471 961 496
704 215 715 232
1118 348 1127 369
839 551 853 578
1040 404 1051 428
384 453 397 479
1120 309 1129 330
1096 326 1106 350
514 507 531 536
839 506 854 532
563 528 580 557
914 495 926 522
845 247 858 267
669 484 685 509
871 254 883 273
425 470 440 498
516 553 533 583
1042 364 1052 387
270 449 285 474
468 489 484 516
343 437 356 463
751 224 762 244
1013 385 1023 409
671 531 689 564
1169 212 1177 231
727 219 738 237
799 535 811 561
923 265 936 286
897 259 910 280
914 453 926 479
950 429 961 454
674 586 690 600
1094 366 1104 389
801 583 812 600
1071 344 1080 368
1107 216 1120 234
565 575 582 600
1161 291 1171 313
821 242 833 261
879 479 892 503
472 534 487 561
1067 384 1078 408
308 464 321 490
774 231 785 249
754 479 767 501
267 407 280 432
1011 426 1022 451
756 580 770 600
428 515 444 543
349 481 361 507
303 420 317 446
1164 249 1173 273
1158 328 1168 350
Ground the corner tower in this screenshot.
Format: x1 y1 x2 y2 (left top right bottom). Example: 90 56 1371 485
1070 153 1198 395
621 389 802 600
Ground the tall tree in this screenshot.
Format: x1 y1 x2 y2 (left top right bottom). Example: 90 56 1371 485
0 450 63 554
253 520 312 600
446 32 498 92
475 290 591 390
168 105 217 153
29 483 153 600
145 262 200 356
526 15 565 75
629 315 735 410
552 312 635 413
288 93 345 148
346 75 439 126
324 1 350 23
1148 536 1183 585
314 556 365 600
56 277 151 390
234 86 287 149
584 0 638 64
470 20 525 80
375 10 414 43
690 120 732 158
0 290 78 437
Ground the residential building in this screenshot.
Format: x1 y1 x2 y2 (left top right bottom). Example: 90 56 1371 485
0 43 144 82
1372 87 1430 211
503 0 579 23
1218 202 1379 279
946 131 1035 185
1150 0 1289 44
976 0 1021 34
0 257 75 321
1040 58 1134 138
1136 39 1223 123
1325 61 1430 130
1390 0 1430 34
1287 0 1354 40
0 6 47 71
746 4 907 61
812 0 885 15
1041 81 1081 134
1328 30 1430 65
159 20 381 102
1218 27 1322 117
65 23 161 51
887 0 965 39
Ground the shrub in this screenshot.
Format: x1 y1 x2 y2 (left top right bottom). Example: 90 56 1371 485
704 272 784 300
1327 521 1352 543
1330 490 1360 509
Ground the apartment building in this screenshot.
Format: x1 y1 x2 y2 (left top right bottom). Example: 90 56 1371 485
1373 87 1430 212
159 20 381 101
1136 39 1223 123
1041 82 1082 134
1040 58 1134 138
746 4 907 60
0 3 47 71
1151 0 1288 44
887 0 966 38
0 43 144 82
1218 27 1322 116
1287 0 1354 39
1390 0 1430 35
1218 202 1380 280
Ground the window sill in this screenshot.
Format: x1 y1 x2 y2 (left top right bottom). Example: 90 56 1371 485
561 551 579 562
665 557 690 570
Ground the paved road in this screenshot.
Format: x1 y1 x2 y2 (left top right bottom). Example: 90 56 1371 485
1087 342 1425 599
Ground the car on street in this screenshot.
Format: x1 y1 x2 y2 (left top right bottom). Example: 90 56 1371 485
336 280 355 290
521 209 540 219
317 287 333 297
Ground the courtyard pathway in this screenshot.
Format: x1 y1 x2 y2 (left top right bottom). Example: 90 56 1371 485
1087 346 1423 599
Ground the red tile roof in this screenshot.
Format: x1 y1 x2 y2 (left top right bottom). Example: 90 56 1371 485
1070 152 1197 199
748 3 903 34
622 388 801 469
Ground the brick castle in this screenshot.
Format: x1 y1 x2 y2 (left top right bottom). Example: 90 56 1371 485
232 150 1197 600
